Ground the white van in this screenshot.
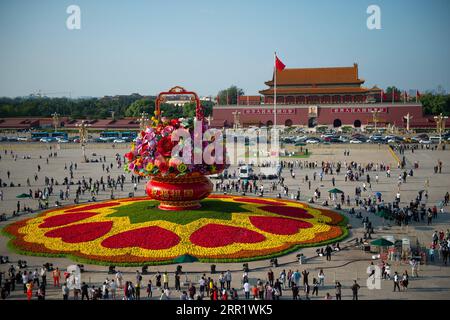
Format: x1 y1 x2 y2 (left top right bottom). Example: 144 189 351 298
239 165 254 179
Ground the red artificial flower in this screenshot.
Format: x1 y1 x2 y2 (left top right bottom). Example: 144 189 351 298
170 119 180 128
158 160 169 173
125 152 134 162
157 136 174 157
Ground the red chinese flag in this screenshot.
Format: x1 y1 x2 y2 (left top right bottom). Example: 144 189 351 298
275 55 286 71
416 90 421 98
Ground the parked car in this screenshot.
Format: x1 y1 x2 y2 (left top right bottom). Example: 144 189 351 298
113 139 126 143
349 139 363 144
306 139 320 144
419 139 431 144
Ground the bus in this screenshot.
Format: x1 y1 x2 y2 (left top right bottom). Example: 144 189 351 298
121 131 137 139
31 132 50 141
99 131 137 142
52 132 68 139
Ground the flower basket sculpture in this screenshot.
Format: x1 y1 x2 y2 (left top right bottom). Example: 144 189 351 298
124 86 227 210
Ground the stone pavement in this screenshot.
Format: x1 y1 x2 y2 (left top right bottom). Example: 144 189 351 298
0 142 449 300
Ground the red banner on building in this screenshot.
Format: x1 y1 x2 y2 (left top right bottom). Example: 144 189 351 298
243 109 296 115
331 107 387 113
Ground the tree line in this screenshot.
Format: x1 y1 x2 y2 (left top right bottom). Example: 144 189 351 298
0 95 213 120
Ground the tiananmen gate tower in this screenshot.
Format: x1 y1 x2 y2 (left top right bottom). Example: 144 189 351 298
211 63 441 129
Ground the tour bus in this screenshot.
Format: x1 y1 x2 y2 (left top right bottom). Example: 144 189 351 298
31 132 50 141
99 131 120 142
52 132 68 140
99 131 137 142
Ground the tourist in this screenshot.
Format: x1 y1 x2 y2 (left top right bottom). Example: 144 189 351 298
291 283 299 300
155 271 161 289
410 259 419 277
225 270 232 290
80 282 89 300
267 269 274 286
401 271 409 291
335 281 342 300
25 280 33 301
163 271 169 290
252 285 258 300
318 269 325 286
325 245 332 261
52 267 60 287
243 281 250 299
351 280 360 300
62 283 69 300
146 279 152 299
393 272 401 292
312 278 319 296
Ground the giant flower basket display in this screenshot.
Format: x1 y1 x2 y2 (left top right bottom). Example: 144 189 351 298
124 86 227 210
3 195 349 266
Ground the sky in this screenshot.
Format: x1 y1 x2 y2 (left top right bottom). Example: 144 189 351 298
0 0 449 98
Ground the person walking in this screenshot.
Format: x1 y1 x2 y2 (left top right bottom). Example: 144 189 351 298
110 279 116 300
302 269 309 286
401 271 409 291
26 280 33 301
81 282 89 300
267 269 274 286
243 281 250 300
325 245 332 261
318 269 325 286
393 272 401 292
410 259 419 277
225 270 232 290
312 278 319 297
351 280 360 300
291 283 299 300
147 280 153 299
52 267 60 287
163 271 169 290
62 283 69 300
335 281 342 300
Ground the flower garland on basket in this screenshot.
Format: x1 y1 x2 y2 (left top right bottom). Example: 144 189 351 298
124 114 227 179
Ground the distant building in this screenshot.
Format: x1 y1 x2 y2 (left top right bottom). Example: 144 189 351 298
211 64 444 129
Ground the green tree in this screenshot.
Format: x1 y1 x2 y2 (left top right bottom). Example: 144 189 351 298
125 98 154 117
217 85 244 105
420 92 447 115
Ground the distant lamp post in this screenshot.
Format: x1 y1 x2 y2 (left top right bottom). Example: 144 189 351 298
434 113 448 144
206 115 212 126
138 111 150 131
403 113 413 132
51 112 60 132
76 120 91 162
232 111 241 130
371 109 380 132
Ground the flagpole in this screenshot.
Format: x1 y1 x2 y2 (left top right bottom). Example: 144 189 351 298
274 51 277 128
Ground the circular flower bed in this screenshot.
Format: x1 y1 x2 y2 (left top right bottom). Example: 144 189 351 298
3 196 348 266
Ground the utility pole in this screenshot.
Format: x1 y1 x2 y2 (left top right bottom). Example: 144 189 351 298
403 113 413 133
371 109 380 132
138 111 150 131
51 112 60 132
232 111 241 130
434 113 448 145
76 120 91 162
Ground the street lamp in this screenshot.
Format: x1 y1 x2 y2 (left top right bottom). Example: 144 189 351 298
51 112 60 132
138 111 150 131
232 111 241 130
76 120 91 162
434 113 448 144
403 113 413 133
371 109 380 132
